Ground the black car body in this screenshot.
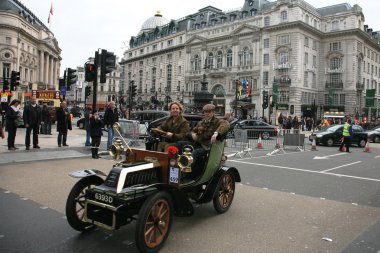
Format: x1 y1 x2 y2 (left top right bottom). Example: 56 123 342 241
366 125 380 143
309 124 368 147
234 119 277 139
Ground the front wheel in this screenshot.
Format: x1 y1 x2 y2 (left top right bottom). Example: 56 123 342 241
358 139 367 147
262 131 270 140
213 171 236 214
136 191 173 253
325 138 334 147
65 176 104 232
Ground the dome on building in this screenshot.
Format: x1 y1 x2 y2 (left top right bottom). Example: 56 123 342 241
139 11 169 34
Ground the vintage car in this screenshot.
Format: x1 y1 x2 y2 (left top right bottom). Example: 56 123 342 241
65 123 241 253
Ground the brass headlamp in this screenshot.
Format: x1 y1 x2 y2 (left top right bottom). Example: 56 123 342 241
108 138 124 160
177 145 193 173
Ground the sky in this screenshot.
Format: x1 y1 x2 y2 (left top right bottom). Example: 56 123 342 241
19 0 380 76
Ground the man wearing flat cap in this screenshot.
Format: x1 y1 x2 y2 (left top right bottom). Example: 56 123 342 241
178 103 230 178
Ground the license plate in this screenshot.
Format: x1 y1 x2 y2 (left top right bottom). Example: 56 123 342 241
94 192 114 204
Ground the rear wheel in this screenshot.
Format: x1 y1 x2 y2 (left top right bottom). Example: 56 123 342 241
213 171 235 214
262 131 270 140
136 191 173 253
373 136 380 143
65 176 104 232
325 138 334 147
358 139 366 147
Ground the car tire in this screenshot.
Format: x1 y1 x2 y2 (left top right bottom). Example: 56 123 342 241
213 171 235 214
65 176 104 232
358 139 367 147
373 136 380 143
136 191 173 253
325 138 334 147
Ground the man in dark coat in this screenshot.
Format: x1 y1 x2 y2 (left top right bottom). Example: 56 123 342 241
40 103 52 135
23 96 42 150
90 109 103 159
6 99 21 150
56 101 72 147
103 101 118 149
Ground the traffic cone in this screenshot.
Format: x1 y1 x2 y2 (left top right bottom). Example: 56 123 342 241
257 134 263 149
311 138 317 151
364 139 371 152
341 145 346 152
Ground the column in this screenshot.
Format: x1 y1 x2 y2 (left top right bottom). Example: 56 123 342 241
52 58 57 89
39 50 44 82
49 56 53 88
44 53 49 85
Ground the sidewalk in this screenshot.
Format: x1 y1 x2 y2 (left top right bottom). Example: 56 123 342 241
0 125 108 165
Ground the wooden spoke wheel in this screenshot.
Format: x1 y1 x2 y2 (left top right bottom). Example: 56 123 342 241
65 176 104 232
136 191 173 253
213 171 235 214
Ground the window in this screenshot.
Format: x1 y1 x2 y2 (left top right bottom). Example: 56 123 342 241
227 49 232 67
313 55 317 67
243 48 250 66
166 65 172 90
178 66 182 74
263 71 269 86
312 73 316 88
304 72 308 87
5 37 11 44
2 63 10 78
304 36 309 47
332 20 339 30
330 57 342 69
167 54 172 60
194 55 200 71
151 67 156 90
330 42 341 51
230 15 236 22
305 15 309 24
278 35 290 45
279 51 289 64
339 94 345 105
217 51 223 68
264 16 270 27
207 52 214 68
263 54 269 65
30 70 33 82
281 11 287 22
263 38 269 48
305 53 308 65
312 40 317 50
152 44 157 51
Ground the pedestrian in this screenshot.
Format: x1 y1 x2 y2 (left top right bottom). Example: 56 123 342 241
40 102 52 135
23 96 41 150
56 101 72 147
84 107 92 146
90 109 103 159
104 101 119 149
339 119 353 153
6 99 21 150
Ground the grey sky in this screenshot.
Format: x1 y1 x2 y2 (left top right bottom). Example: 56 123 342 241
20 0 379 76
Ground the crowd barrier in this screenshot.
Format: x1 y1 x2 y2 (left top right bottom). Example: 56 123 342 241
225 128 306 157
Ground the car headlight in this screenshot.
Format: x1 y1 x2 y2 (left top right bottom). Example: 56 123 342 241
316 134 323 138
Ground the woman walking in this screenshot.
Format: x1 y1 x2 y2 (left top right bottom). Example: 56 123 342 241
6 99 21 150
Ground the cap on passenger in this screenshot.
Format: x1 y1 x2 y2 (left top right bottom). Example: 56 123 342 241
202 104 215 112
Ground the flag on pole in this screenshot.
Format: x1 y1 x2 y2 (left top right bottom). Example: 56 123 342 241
48 2 53 24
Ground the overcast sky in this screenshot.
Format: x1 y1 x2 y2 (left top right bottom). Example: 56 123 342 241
20 0 379 76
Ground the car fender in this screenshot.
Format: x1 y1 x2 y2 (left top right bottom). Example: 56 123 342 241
69 169 107 179
197 166 241 204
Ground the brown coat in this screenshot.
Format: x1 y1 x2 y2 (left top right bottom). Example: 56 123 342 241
193 116 230 148
157 115 190 142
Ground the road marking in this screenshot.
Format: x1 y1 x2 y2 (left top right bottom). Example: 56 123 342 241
313 153 347 160
320 161 362 173
375 156 380 158
228 160 380 182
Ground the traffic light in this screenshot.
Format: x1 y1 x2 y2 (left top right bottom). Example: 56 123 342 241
67 68 77 91
3 80 9 90
100 49 116 83
85 63 96 82
130 81 137 97
85 86 91 98
262 90 268 109
10 71 20 88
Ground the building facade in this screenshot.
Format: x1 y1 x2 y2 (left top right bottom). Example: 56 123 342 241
121 0 380 122
0 0 61 106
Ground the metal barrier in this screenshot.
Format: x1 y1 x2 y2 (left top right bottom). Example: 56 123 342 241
225 128 306 157
118 120 141 146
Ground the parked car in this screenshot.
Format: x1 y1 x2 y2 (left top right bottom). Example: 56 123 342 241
309 124 368 147
366 125 380 143
77 111 104 129
67 106 82 118
233 119 278 139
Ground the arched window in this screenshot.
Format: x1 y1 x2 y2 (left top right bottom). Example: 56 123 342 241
217 51 223 68
226 49 232 67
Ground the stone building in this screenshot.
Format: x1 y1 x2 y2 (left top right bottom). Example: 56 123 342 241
0 0 61 106
121 0 380 122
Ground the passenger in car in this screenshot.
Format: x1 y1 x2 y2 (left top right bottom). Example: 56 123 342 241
177 104 230 177
153 101 190 152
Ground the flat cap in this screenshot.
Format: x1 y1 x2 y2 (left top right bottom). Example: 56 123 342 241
203 104 215 111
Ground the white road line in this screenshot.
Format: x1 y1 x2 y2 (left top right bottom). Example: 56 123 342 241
321 161 362 173
228 160 380 182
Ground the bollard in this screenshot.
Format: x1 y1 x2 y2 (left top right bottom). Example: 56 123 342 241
363 139 371 152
